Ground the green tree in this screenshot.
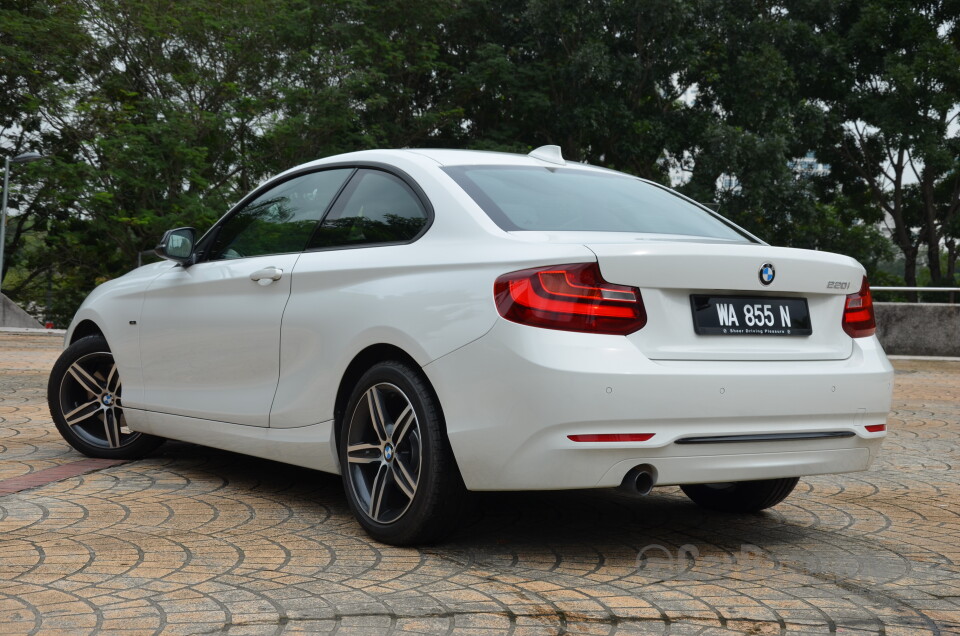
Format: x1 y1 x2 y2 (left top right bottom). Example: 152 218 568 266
259 0 464 166
660 0 904 273
3 0 306 323
810 0 960 291
0 0 89 307
446 0 697 179
678 2 838 248
8 0 956 324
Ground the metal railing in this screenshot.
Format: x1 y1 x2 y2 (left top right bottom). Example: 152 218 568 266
872 286 959 303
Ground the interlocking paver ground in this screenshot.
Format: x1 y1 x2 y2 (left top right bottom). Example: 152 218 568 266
1 330 958 635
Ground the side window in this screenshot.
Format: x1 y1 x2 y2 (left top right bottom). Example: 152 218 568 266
209 168 352 260
308 169 428 249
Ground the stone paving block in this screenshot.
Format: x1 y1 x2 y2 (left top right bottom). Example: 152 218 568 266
0 332 959 634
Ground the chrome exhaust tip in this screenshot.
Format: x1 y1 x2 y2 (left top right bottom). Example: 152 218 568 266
620 464 657 496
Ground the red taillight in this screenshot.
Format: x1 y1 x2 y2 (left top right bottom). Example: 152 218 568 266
495 263 646 335
568 434 655 442
842 276 876 338
865 424 886 433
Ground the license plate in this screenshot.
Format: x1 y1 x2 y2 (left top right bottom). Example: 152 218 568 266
690 295 812 336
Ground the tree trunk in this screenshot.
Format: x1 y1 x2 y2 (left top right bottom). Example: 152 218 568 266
947 240 957 283
902 243 919 302
922 174 943 284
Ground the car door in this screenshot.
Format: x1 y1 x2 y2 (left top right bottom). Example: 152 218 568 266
136 168 354 426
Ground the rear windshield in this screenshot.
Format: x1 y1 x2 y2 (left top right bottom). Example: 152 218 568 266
443 166 750 241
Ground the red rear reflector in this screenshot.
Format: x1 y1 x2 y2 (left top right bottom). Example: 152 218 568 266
568 433 655 442
865 424 886 433
842 276 876 338
495 263 647 335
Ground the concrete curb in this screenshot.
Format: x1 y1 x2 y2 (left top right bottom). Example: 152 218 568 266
0 327 65 335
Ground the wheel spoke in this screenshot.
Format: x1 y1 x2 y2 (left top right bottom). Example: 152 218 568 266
347 442 382 464
68 362 104 396
392 458 418 501
392 404 415 445
106 363 121 394
368 464 389 520
366 387 388 443
103 409 122 448
64 399 101 426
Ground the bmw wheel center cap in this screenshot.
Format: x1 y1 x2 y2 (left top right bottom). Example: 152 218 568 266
384 444 394 462
759 263 775 286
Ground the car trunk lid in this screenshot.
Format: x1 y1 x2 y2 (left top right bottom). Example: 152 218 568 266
587 241 864 361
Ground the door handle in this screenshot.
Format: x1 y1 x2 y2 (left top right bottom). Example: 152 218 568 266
250 266 283 285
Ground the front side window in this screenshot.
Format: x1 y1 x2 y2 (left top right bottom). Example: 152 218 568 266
443 166 751 242
209 168 353 260
308 169 428 249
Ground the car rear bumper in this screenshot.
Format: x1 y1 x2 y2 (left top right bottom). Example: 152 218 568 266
424 321 893 490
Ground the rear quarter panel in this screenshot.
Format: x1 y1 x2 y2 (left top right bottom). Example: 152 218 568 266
268 236 598 428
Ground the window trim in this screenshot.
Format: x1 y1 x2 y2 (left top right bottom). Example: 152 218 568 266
194 162 434 263
195 166 356 263
305 166 433 252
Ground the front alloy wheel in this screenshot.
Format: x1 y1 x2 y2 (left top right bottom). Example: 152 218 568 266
340 360 463 545
48 335 163 459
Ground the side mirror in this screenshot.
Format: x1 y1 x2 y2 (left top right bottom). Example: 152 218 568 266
155 227 196 265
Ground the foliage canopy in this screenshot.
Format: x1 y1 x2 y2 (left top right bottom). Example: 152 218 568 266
1 0 957 322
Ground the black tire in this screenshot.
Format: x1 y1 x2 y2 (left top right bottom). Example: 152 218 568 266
47 335 164 459
680 477 799 513
339 360 464 545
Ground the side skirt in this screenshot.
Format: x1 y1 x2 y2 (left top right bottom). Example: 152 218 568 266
124 408 341 474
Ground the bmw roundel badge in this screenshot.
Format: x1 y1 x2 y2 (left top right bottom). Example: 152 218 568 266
759 263 775 285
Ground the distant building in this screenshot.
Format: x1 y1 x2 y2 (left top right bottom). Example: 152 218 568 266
718 173 741 194
789 151 830 178
716 151 829 194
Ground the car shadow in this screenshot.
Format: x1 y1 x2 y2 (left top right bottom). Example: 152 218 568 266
149 441 810 568
447 488 807 554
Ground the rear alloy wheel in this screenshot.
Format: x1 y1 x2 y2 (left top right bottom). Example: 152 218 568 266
48 335 163 459
340 360 463 545
680 477 799 513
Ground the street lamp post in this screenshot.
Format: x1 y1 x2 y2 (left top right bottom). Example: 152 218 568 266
0 151 46 295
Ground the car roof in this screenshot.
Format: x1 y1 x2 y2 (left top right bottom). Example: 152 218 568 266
263 148 639 203
402 148 585 167
301 148 616 172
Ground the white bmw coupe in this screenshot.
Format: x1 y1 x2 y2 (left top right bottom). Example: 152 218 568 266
48 146 893 544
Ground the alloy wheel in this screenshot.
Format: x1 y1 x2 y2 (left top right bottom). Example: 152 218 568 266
345 382 422 524
57 351 138 449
